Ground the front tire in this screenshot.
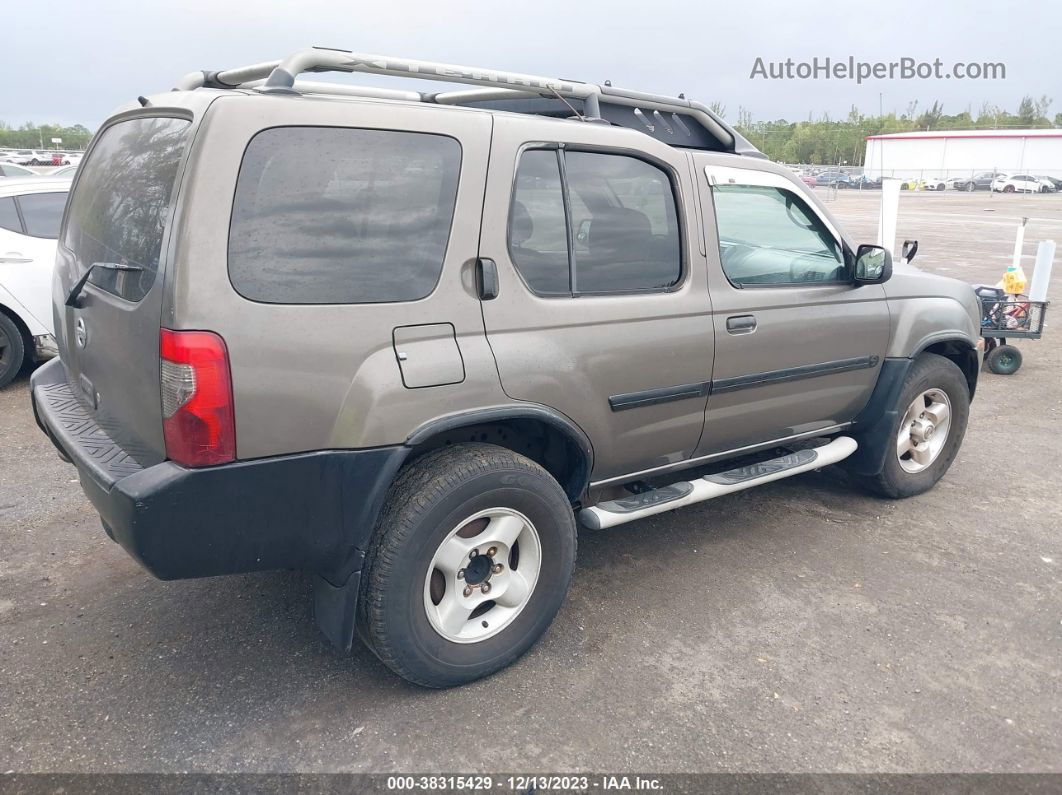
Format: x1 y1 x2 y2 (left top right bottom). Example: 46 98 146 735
358 443 577 687
965 181 976 192
856 353 970 499
0 313 27 388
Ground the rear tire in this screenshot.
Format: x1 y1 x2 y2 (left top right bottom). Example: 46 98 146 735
358 443 577 687
856 353 970 499
0 313 27 388
965 182 975 192
1004 185 1015 193
985 344 1022 375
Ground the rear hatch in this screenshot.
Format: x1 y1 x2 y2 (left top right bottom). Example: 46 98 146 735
54 113 193 467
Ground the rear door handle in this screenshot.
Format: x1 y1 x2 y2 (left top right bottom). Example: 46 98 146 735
726 314 757 334
476 257 499 300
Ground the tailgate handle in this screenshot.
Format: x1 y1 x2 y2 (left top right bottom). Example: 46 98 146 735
726 314 757 334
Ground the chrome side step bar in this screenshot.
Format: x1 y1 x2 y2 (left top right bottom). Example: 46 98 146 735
579 436 858 530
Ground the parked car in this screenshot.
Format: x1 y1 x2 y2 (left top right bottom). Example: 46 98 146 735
853 176 882 189
49 165 78 177
992 174 1048 193
950 172 1003 191
800 174 817 187
10 150 55 166
899 178 925 190
1 163 36 177
815 171 854 188
923 177 948 191
0 177 68 386
1037 175 1062 191
31 47 982 687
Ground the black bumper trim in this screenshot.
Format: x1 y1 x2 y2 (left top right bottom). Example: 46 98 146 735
31 359 408 583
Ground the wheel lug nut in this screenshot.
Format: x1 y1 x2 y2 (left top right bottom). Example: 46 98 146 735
457 569 465 580
487 546 498 558
469 548 478 559
463 585 473 597
481 582 491 594
492 563 503 574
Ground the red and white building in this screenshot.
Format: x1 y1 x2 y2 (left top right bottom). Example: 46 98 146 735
863 129 1062 180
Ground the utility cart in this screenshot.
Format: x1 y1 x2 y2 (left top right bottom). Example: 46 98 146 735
976 285 1049 374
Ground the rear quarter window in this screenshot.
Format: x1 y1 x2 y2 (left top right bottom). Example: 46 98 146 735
18 192 67 239
228 126 461 304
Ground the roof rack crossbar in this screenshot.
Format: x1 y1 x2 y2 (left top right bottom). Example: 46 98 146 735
174 46 757 154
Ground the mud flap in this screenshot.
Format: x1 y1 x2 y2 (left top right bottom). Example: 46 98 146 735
313 570 362 652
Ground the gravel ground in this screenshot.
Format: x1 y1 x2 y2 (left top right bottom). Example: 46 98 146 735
1 190 1060 773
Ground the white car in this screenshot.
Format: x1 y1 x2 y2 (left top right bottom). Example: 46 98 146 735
992 174 1048 193
922 177 948 191
0 177 70 386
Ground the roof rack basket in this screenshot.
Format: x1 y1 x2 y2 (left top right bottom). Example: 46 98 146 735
175 46 763 155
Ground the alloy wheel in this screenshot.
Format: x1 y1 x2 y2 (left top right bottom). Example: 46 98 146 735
896 388 952 473
423 507 542 644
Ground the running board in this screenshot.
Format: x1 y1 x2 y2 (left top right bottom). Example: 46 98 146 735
579 436 858 530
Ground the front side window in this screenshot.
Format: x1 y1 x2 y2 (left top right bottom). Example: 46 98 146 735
229 127 461 305
711 184 845 286
509 149 681 296
18 192 67 239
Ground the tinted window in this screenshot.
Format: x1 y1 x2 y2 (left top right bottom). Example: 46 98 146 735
63 117 190 302
229 127 461 304
2 164 33 177
712 184 845 285
0 196 20 233
508 149 681 296
510 150 569 295
18 192 67 238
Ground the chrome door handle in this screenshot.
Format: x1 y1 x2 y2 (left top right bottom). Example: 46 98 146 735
726 314 757 334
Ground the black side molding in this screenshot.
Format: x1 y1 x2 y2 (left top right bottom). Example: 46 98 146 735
608 381 710 412
608 355 881 412
712 355 879 394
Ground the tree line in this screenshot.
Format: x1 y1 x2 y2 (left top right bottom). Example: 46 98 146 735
0 122 94 150
719 95 1057 166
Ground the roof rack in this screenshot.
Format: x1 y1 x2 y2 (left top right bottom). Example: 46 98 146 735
175 47 763 156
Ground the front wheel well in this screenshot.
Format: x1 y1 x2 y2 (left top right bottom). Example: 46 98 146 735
919 340 979 398
405 418 590 504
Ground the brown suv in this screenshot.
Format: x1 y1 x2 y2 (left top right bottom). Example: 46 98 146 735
31 47 981 687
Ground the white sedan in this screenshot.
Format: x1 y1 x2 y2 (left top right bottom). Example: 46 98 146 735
991 174 1049 193
0 177 70 386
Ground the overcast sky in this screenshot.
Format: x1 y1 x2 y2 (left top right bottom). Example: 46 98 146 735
4 0 1059 129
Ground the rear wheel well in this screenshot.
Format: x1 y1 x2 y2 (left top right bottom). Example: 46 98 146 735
921 340 978 398
405 418 589 504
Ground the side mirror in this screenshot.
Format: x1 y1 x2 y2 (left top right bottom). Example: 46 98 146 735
901 239 918 262
854 244 893 284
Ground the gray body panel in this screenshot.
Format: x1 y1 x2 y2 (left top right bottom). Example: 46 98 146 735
478 115 714 481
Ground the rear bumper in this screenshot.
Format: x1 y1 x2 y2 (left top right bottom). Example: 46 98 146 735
30 358 407 583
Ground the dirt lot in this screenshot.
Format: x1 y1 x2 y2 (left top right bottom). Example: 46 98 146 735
1 191 1060 773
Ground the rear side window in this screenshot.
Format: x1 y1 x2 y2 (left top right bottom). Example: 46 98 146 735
229 127 462 304
63 116 190 302
18 192 67 239
509 149 681 296
0 197 19 233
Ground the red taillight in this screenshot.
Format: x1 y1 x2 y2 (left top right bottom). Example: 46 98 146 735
159 329 235 467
